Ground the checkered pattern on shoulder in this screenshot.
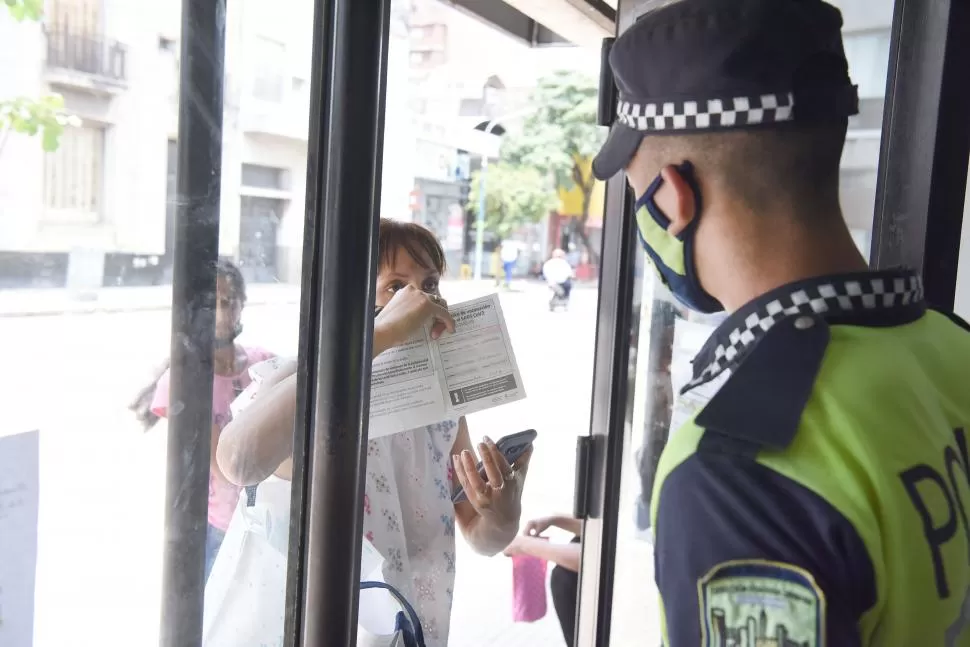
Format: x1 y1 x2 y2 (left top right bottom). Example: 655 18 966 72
616 92 795 133
683 273 924 393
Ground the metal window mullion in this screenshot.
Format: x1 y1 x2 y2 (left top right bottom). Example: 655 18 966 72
871 0 970 309
159 0 226 645
574 172 639 647
574 3 673 646
283 0 391 645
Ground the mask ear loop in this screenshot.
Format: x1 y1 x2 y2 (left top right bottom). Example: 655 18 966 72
638 160 723 313
640 161 701 237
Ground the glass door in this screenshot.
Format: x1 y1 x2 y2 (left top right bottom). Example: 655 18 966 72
573 0 970 645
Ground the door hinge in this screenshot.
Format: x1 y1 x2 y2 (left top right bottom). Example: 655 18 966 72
573 435 592 520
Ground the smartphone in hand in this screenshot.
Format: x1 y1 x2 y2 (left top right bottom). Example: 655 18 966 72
452 429 537 503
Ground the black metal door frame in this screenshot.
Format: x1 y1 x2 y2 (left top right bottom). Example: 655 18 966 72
160 0 226 644
871 0 970 309
574 1 970 646
161 0 391 645
284 0 391 644
573 3 643 644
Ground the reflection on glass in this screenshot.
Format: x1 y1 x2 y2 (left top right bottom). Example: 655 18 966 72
607 1 896 644
207 219 540 647
2 0 604 643
957 174 970 320
0 0 308 642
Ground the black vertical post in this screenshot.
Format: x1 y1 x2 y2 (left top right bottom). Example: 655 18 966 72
871 0 970 309
159 0 226 645
284 0 391 644
574 173 638 647
575 2 668 646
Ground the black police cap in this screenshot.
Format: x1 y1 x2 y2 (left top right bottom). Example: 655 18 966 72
592 0 859 181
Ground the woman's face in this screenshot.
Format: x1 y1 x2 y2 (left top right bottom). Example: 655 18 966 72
215 275 244 340
375 247 441 308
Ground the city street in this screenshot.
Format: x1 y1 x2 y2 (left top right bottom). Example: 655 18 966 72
0 281 654 647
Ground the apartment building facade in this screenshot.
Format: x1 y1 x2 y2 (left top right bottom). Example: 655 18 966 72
0 0 899 288
0 0 415 288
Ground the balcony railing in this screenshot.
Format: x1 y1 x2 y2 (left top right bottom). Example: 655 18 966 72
45 29 127 84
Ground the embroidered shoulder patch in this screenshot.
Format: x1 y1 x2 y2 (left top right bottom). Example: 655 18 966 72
698 560 824 647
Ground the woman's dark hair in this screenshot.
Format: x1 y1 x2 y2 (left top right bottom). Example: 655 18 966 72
216 259 247 303
378 218 446 274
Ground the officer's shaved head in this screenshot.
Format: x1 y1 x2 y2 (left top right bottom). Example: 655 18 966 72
637 120 848 223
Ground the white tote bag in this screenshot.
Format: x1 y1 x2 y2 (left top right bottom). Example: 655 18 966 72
202 477 425 647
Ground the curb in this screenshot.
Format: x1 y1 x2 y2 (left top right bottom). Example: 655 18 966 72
0 279 598 319
0 296 302 319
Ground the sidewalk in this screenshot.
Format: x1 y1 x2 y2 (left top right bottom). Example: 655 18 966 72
0 278 590 317
0 283 303 317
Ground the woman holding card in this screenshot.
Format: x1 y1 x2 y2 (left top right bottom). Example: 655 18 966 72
212 219 532 646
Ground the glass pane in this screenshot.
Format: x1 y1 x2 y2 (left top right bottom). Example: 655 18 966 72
0 0 311 642
958 174 970 320
606 1 897 644
376 2 603 646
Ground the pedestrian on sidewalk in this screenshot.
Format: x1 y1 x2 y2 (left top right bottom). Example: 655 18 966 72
543 249 575 308
148 259 276 582
500 240 518 288
491 246 504 287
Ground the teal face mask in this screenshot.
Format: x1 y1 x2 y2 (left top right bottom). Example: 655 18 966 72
633 161 723 313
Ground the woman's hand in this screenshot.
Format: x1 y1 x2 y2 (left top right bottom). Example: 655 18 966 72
523 516 557 537
502 534 528 557
374 285 455 356
452 435 533 550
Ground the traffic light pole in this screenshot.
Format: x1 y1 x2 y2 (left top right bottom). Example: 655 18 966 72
473 155 489 280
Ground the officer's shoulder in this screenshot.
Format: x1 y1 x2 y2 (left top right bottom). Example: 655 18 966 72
929 307 970 334
694 313 830 453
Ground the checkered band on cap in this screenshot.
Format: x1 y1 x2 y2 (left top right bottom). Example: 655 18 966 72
617 92 795 132
683 273 923 393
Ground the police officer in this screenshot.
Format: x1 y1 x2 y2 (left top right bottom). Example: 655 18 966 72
592 0 970 645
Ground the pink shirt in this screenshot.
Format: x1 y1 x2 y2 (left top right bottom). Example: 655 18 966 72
151 346 276 530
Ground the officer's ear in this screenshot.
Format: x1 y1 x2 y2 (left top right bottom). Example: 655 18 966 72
654 164 696 237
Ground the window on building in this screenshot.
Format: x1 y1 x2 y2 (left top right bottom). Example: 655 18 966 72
843 30 892 98
241 164 286 190
42 123 105 223
252 36 286 102
409 51 427 66
47 0 102 37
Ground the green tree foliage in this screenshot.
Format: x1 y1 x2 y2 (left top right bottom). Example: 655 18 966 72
4 0 43 21
0 0 77 154
502 70 606 262
468 163 556 242
0 95 78 154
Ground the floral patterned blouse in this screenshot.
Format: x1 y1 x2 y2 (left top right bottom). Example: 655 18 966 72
362 419 459 646
230 357 460 646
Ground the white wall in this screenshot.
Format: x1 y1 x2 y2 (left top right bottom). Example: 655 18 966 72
381 0 418 223
0 16 46 252
100 0 170 255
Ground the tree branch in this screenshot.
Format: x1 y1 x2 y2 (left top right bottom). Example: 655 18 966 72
571 162 584 188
